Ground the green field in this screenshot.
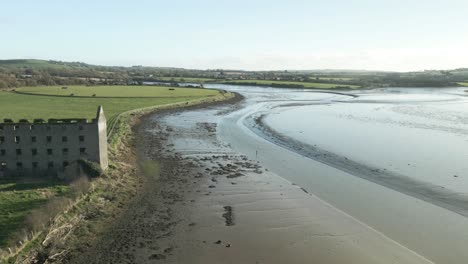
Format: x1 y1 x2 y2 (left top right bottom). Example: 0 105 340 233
224 79 360 89
1 86 220 121
0 181 69 248
0 85 221 253
156 77 216 83
16 85 218 98
457 82 468 87
314 77 355 81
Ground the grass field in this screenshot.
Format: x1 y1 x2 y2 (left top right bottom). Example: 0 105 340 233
16 85 219 98
0 85 222 254
1 86 220 121
457 82 468 87
156 77 216 83
224 79 360 89
0 181 69 248
314 77 355 81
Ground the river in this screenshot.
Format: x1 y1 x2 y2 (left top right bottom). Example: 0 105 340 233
201 84 468 264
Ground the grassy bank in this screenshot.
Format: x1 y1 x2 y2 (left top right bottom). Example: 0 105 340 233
0 181 69 248
221 79 360 89
1 86 235 263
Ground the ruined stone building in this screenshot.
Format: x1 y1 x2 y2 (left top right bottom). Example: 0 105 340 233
0 106 108 177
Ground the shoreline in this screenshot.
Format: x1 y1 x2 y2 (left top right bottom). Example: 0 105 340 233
65 95 433 264
218 81 359 90
59 92 244 263
6 91 240 263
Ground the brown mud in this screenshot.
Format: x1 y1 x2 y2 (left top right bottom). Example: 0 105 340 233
67 93 432 264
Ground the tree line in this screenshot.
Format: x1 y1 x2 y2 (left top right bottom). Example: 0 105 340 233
1 59 467 89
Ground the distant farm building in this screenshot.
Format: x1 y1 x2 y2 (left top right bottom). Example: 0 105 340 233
0 106 108 178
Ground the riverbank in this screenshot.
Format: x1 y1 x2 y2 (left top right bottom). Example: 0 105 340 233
220 80 359 90
64 94 433 264
4 91 238 263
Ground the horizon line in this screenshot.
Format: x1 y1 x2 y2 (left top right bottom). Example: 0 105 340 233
1 58 467 74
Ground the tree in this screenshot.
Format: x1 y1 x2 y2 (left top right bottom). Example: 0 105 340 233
0 79 7 89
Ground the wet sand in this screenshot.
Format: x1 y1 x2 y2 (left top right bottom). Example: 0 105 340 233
71 97 434 263
214 85 468 264
250 113 468 218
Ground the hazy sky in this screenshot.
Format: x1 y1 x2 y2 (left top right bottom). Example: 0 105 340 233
2 0 468 71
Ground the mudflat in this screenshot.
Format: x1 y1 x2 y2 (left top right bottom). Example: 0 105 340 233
71 99 432 264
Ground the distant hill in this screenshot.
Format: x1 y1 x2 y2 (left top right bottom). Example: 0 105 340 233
0 59 94 70
294 69 391 74
0 59 216 88
0 59 467 89
0 59 123 88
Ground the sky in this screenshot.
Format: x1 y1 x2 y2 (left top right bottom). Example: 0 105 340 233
1 0 468 71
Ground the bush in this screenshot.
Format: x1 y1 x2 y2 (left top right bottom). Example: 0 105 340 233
33 119 46 123
78 159 103 178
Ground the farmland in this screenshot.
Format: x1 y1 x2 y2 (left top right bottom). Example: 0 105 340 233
2 59 467 90
16 85 218 98
314 77 354 81
0 86 220 121
155 77 216 83
0 85 225 255
222 79 360 89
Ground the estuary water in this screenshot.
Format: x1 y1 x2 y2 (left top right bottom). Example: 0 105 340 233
265 90 468 194
204 84 468 264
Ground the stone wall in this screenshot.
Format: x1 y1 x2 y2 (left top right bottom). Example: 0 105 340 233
0 106 108 177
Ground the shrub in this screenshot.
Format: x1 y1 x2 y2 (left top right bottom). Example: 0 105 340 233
78 159 103 178
33 119 46 123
